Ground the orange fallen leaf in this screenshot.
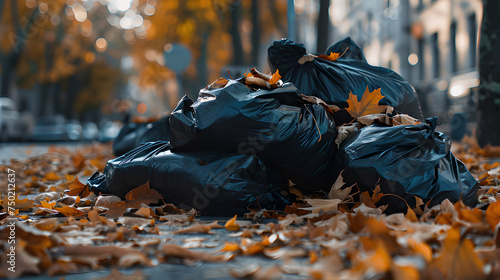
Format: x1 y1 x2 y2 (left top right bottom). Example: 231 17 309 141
218 242 240 252
431 226 485 280
225 215 240 231
44 172 61 181
317 47 348 62
346 87 386 119
268 69 281 85
40 200 56 210
55 205 85 217
486 200 500 231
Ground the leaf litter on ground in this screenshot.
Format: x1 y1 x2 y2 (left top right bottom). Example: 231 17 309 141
1 104 500 279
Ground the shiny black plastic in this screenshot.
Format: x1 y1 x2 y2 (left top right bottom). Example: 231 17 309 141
334 119 478 213
169 80 338 193
112 116 171 156
267 37 423 123
88 141 289 216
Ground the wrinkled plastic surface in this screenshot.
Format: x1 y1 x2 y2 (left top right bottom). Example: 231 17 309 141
88 141 289 216
112 116 170 156
169 80 338 193
334 119 478 213
268 37 423 123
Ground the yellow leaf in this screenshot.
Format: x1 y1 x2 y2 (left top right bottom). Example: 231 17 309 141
225 214 240 231
346 87 386 119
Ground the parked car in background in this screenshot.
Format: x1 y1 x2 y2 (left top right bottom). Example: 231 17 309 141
0 97 33 142
31 115 82 141
99 120 121 142
82 122 100 141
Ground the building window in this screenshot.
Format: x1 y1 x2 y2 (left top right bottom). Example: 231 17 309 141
468 13 477 68
418 39 425 80
450 21 457 73
432 33 440 78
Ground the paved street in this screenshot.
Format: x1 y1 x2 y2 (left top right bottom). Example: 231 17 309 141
0 142 84 163
1 142 302 280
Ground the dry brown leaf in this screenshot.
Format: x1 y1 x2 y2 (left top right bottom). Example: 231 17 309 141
118 253 149 268
161 244 230 262
301 198 341 214
64 178 91 198
104 181 163 218
174 224 212 234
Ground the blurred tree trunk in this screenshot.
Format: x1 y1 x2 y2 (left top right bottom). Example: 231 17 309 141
0 0 36 97
477 0 500 146
269 0 286 35
230 2 244 65
251 0 260 67
316 0 330 53
196 32 209 90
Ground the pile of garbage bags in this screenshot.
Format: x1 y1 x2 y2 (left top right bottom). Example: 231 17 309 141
88 38 478 216
268 37 423 124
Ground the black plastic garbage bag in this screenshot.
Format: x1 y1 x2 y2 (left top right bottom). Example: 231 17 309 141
112 116 171 156
267 37 423 123
334 118 478 213
88 141 289 216
169 80 338 193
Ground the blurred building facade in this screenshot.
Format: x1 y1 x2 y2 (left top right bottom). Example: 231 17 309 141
326 0 482 122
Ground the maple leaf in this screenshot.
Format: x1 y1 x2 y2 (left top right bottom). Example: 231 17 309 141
318 52 341 62
346 87 386 119
317 47 348 62
104 181 163 219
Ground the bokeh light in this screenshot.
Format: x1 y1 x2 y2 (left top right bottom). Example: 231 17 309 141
96 38 108 52
136 103 147 114
25 0 36 9
72 3 88 22
408 53 419 66
38 2 49 13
